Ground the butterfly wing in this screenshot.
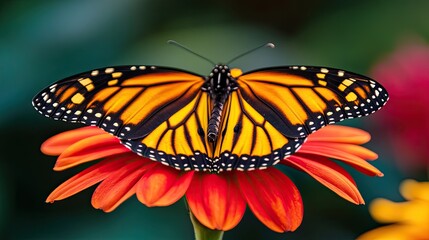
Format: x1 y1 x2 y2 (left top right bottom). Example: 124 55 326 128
210 66 388 171
33 65 216 170
33 66 207 140
236 66 388 138
213 90 306 171
120 91 214 171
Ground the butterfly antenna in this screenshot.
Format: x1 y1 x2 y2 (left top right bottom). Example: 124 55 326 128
226 42 275 65
167 40 216 66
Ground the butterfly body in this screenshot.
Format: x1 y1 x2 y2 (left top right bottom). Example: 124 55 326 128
202 64 238 142
33 64 388 173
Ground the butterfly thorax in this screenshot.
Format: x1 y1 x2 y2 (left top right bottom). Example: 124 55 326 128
202 65 238 142
202 65 238 97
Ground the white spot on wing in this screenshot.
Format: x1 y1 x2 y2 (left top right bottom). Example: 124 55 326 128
105 68 114 73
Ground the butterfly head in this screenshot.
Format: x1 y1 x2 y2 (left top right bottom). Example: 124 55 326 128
204 64 238 98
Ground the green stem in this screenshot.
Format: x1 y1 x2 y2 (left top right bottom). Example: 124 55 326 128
190 211 224 240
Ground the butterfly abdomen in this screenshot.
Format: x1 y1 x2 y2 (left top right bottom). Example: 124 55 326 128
208 94 227 142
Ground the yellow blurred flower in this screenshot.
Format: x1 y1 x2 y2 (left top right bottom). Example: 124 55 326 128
358 179 429 240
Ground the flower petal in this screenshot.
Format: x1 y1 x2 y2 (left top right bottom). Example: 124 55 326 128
54 134 130 171
307 125 371 144
41 127 105 155
284 155 364 204
303 142 378 161
296 144 383 176
46 154 135 203
369 197 429 225
400 179 429 201
369 198 407 223
91 159 155 212
186 172 246 231
236 168 303 232
136 164 194 207
357 224 424 240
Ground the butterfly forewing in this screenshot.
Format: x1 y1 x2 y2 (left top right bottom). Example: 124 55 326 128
237 66 388 138
32 66 206 140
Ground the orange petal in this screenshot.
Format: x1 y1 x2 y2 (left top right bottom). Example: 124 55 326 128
41 127 105 155
54 134 130 171
303 142 378 161
186 172 246 231
46 154 134 202
307 125 371 144
236 168 303 232
296 144 383 177
91 159 155 212
284 155 364 204
136 164 194 207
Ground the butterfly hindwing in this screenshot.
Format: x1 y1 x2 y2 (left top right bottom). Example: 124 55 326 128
120 91 213 171
213 90 306 171
237 66 388 138
32 66 205 140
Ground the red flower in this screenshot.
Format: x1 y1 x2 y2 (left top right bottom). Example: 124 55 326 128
371 42 429 171
42 125 382 232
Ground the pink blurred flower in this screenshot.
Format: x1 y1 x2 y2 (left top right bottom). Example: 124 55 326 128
371 42 429 171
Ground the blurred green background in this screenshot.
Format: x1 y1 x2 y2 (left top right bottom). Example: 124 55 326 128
1 0 429 239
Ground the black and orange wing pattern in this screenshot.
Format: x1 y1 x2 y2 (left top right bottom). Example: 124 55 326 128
32 66 216 169
201 66 388 172
120 91 215 171
210 90 305 171
33 64 388 173
236 66 388 138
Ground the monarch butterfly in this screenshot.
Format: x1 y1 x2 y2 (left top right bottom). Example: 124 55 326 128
32 42 388 173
